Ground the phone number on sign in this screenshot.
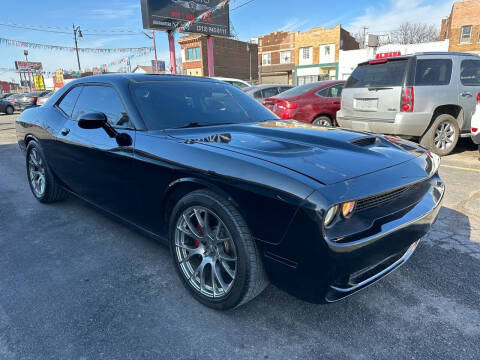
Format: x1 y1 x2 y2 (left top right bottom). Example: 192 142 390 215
194 25 228 35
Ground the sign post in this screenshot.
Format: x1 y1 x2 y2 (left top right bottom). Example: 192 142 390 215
167 30 177 74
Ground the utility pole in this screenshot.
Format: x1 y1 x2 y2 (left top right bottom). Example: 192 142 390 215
246 43 252 81
142 31 162 73
24 50 32 92
73 24 83 74
362 26 369 48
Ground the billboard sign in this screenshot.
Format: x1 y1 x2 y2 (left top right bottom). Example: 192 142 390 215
15 61 43 72
141 0 230 37
152 59 166 72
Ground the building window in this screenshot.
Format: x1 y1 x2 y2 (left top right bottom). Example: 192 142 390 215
299 47 313 65
262 53 271 66
280 51 291 64
460 25 472 44
324 45 331 56
187 47 200 60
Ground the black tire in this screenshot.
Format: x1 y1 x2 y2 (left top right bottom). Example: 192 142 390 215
312 116 332 127
26 141 68 203
169 189 268 310
420 114 459 156
5 106 14 115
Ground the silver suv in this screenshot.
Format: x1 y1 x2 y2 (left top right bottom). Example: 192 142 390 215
337 52 480 155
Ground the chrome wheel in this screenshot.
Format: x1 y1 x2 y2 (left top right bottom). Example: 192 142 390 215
174 206 237 298
28 148 46 197
434 121 455 151
313 118 332 127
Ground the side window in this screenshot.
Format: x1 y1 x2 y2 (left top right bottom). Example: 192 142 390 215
330 84 343 98
415 59 452 86
232 81 248 90
253 91 263 100
262 87 279 98
57 86 83 117
460 60 480 86
72 85 130 127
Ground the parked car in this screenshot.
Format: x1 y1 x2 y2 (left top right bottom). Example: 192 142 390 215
36 91 54 106
14 91 50 111
471 93 480 159
243 84 293 102
0 98 15 115
337 52 480 156
2 94 23 112
0 93 13 100
211 77 251 89
16 74 444 309
263 81 344 127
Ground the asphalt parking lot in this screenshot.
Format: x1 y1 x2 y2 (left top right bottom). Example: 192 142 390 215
1 113 479 359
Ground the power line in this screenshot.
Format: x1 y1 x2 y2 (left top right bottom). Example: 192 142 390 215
0 22 143 36
231 0 256 11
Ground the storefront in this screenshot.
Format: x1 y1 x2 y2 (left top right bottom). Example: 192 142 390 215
294 63 338 85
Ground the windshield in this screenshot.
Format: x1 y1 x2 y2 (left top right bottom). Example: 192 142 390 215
276 82 322 98
345 59 408 88
131 80 276 130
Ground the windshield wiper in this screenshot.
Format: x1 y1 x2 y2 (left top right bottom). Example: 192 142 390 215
170 122 236 129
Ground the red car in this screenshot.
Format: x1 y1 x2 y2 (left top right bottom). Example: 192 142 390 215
263 80 345 126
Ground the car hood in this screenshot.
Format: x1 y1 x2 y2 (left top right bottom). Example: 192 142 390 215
162 120 424 185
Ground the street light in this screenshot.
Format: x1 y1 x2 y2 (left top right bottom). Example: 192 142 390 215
73 24 83 74
24 50 32 92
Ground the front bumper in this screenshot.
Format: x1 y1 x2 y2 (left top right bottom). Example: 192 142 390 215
337 110 431 136
262 168 444 304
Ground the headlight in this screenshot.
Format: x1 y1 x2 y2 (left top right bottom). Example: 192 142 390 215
341 201 356 218
324 205 338 226
428 151 441 175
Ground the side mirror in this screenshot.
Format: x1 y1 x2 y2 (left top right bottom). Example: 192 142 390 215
78 112 108 130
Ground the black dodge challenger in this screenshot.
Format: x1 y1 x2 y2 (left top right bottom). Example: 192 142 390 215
16 74 444 309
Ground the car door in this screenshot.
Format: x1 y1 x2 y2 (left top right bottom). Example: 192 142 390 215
314 84 343 121
458 59 480 132
55 84 136 216
43 85 83 179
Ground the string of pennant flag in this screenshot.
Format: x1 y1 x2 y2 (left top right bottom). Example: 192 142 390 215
0 37 153 54
0 49 151 77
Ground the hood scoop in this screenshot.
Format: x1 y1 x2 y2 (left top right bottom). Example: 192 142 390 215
350 136 379 147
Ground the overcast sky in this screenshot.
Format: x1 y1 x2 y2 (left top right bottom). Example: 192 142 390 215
0 0 453 82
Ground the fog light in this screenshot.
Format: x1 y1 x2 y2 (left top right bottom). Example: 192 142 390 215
324 205 338 226
341 201 356 218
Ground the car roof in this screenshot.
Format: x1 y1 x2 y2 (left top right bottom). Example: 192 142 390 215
211 77 250 84
245 84 292 92
64 73 228 87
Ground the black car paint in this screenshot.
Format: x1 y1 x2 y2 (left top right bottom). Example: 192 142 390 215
15 74 443 303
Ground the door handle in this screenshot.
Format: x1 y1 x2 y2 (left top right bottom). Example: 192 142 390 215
333 101 340 105
60 128 70 136
461 91 473 98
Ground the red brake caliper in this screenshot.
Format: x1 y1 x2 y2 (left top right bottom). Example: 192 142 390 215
194 224 202 256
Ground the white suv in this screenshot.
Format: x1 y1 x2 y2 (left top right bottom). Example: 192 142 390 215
338 52 480 156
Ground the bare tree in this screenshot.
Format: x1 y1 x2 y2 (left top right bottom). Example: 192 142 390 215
353 31 366 49
390 22 439 44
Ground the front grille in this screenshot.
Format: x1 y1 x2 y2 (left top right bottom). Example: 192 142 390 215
356 185 411 212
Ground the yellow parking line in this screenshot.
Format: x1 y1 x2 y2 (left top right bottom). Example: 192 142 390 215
441 164 480 173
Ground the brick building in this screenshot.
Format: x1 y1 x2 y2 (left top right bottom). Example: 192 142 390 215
257 31 296 85
178 35 258 81
294 25 359 85
440 0 480 54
